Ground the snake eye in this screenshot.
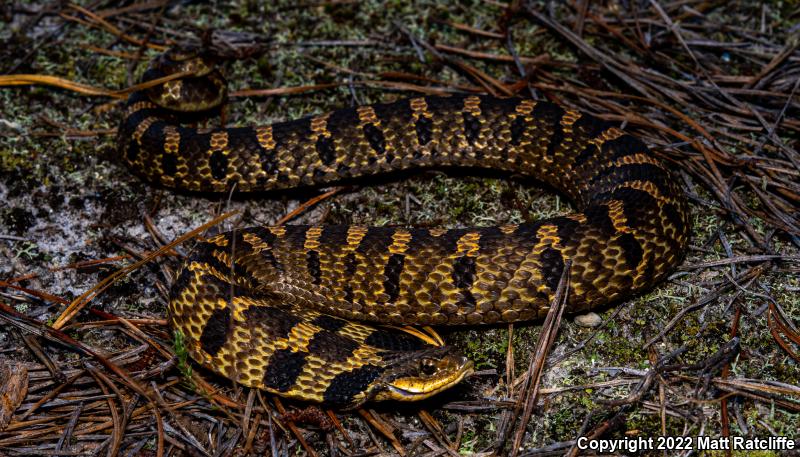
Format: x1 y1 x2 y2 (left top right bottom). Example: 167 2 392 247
420 358 438 376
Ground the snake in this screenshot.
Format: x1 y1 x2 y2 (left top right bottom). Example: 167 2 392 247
116 50 690 408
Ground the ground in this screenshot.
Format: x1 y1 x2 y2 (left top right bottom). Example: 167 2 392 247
1 1 799 456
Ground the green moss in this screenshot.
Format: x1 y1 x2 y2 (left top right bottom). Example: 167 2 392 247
172 330 198 390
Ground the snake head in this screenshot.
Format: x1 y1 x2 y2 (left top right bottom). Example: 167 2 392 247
371 347 474 403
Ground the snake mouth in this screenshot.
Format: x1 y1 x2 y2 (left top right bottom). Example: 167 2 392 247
377 356 475 402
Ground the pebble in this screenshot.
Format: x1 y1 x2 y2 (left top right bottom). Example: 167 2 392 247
574 312 602 328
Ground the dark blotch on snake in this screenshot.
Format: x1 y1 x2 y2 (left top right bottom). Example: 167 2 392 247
306 330 359 362
199 306 231 357
262 349 308 392
323 364 385 405
243 306 302 340
311 314 348 332
617 232 644 270
362 123 386 155
209 150 228 180
415 117 433 146
540 247 566 292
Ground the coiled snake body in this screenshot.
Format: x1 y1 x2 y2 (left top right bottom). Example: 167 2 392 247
118 52 689 407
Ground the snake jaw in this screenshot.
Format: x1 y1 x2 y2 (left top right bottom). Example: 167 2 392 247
373 352 474 402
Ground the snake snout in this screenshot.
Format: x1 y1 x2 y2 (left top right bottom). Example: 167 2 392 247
374 349 474 402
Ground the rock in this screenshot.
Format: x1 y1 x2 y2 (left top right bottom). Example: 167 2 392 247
574 312 602 328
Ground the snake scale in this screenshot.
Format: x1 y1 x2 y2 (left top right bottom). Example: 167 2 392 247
117 51 690 407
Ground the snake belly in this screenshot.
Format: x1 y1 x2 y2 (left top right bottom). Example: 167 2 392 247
118 65 690 405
